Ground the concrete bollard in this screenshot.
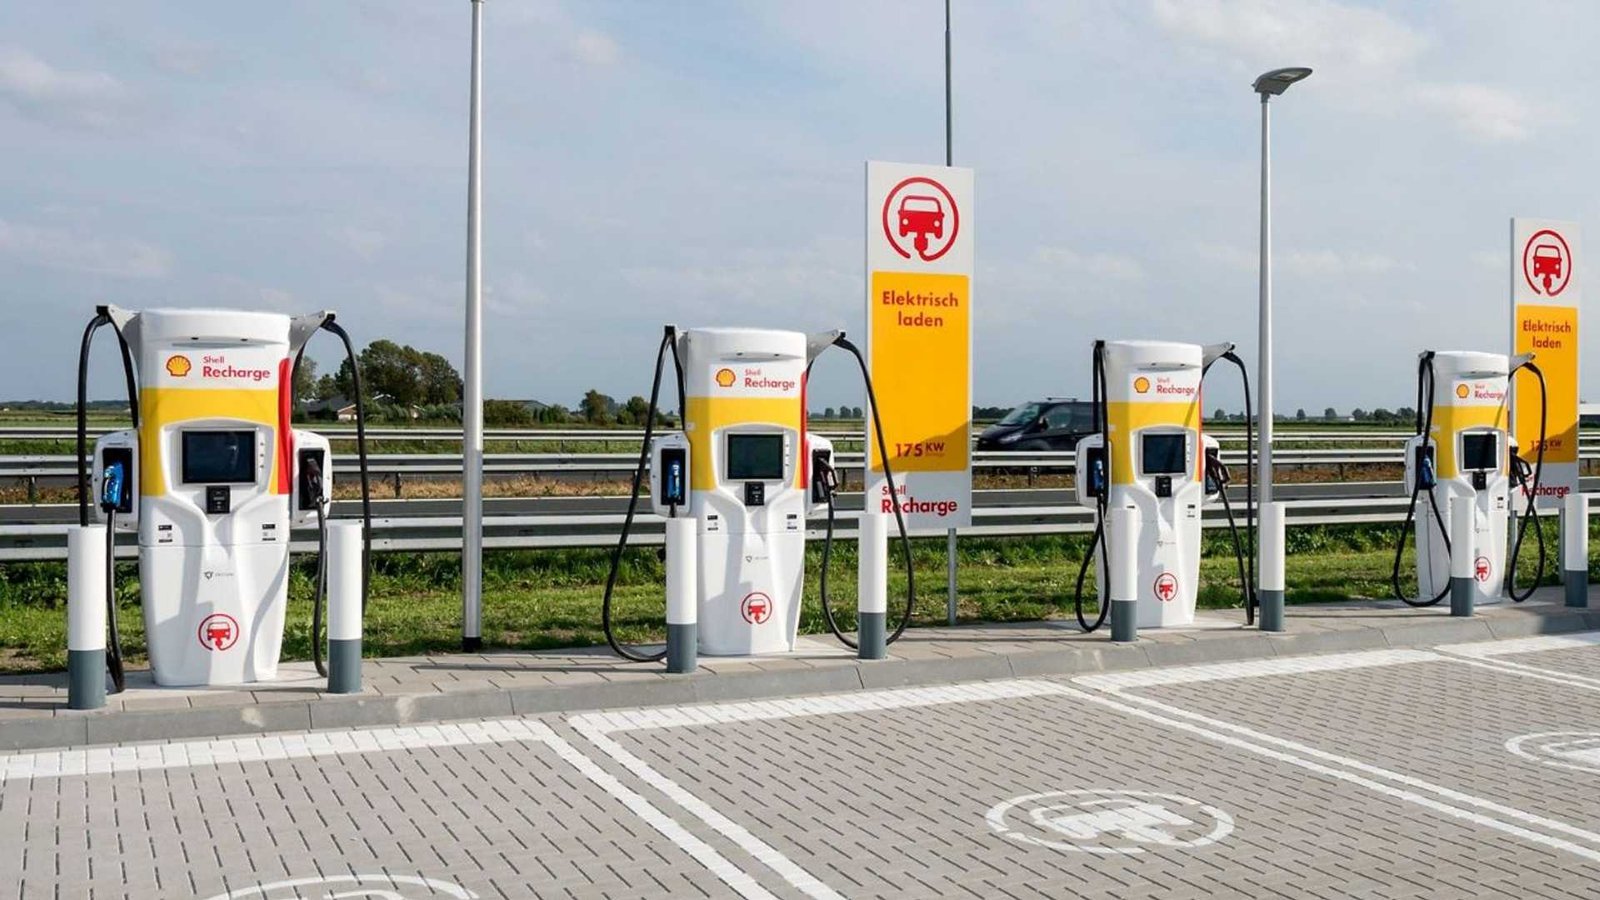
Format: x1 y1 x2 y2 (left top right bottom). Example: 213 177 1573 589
68 525 108 710
664 517 698 674
1564 492 1589 608
1109 506 1139 643
1450 498 1475 617
326 520 365 694
857 511 889 660
1258 502 1287 632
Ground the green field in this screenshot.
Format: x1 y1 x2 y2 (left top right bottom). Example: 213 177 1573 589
0 522 1568 674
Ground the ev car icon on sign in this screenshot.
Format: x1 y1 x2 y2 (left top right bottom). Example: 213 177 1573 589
1523 229 1573 297
881 176 960 262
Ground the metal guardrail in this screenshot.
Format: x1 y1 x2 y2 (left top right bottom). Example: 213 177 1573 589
11 445 1600 485
5 493 1579 562
0 448 1409 481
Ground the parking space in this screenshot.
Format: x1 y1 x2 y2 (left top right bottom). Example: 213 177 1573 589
1086 643 1600 855
0 721 737 900
579 677 1592 899
8 637 1600 898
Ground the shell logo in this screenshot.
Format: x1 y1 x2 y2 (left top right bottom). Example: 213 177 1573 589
166 355 192 377
1456 384 1470 399
715 368 736 388
1133 376 1150 394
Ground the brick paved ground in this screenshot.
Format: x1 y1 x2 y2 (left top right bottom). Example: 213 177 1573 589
5 630 1600 898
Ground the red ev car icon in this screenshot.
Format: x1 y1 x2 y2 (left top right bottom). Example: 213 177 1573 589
1532 245 1563 293
197 613 240 651
898 196 945 256
741 592 773 625
1154 573 1178 602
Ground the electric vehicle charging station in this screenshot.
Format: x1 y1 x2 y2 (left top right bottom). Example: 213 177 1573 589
76 305 372 689
604 325 912 663
1072 340 1256 635
1393 350 1546 607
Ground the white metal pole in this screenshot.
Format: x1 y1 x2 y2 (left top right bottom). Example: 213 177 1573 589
1257 95 1273 506
462 0 485 651
327 520 365 693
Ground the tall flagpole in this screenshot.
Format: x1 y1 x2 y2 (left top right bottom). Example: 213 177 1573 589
462 0 485 651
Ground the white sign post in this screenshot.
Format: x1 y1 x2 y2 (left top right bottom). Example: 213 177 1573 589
1510 218 1581 510
864 162 974 533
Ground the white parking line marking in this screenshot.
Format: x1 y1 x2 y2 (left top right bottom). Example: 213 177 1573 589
1074 648 1439 691
567 679 1070 900
573 679 1063 734
1060 681 1600 863
1 718 781 900
1427 631 1600 689
544 726 780 900
572 718 844 900
1443 653 1600 691
0 719 555 781
1072 681 1600 858
1437 632 1600 658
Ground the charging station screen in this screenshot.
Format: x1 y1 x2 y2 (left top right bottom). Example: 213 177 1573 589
1141 433 1188 476
182 430 257 484
726 434 784 481
1461 433 1498 471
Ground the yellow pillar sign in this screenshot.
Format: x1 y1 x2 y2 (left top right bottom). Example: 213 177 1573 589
865 162 974 528
1510 218 1581 508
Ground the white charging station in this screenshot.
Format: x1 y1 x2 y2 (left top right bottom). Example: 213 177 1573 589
1073 340 1245 630
1402 351 1521 605
644 328 836 655
87 307 343 686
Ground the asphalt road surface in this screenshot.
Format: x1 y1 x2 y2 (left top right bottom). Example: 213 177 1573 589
6 631 1600 898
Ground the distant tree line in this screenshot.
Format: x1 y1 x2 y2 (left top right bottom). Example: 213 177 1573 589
1209 407 1419 424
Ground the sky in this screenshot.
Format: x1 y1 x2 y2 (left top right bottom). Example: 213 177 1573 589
0 0 1594 415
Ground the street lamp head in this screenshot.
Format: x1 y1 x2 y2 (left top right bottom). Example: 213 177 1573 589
1253 67 1313 96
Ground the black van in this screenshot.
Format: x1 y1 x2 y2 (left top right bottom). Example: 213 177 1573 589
976 399 1096 452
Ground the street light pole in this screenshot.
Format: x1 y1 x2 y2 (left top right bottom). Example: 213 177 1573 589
944 0 957 625
944 0 952 167
1257 92 1272 507
1251 66 1310 634
462 0 485 651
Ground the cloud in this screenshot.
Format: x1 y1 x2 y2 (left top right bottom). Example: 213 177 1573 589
486 271 550 315
1189 243 1408 275
1033 247 1147 282
0 48 131 129
1280 249 1409 275
1152 0 1425 71
571 30 620 66
1409 82 1543 143
1151 0 1541 143
332 226 388 261
0 220 172 279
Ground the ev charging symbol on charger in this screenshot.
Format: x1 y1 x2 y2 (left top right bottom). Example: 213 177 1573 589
1474 556 1492 583
741 592 773 625
197 613 240 651
1153 573 1179 602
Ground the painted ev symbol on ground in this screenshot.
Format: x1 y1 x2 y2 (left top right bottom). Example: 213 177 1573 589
986 789 1234 855
1506 731 1600 776
203 874 478 900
